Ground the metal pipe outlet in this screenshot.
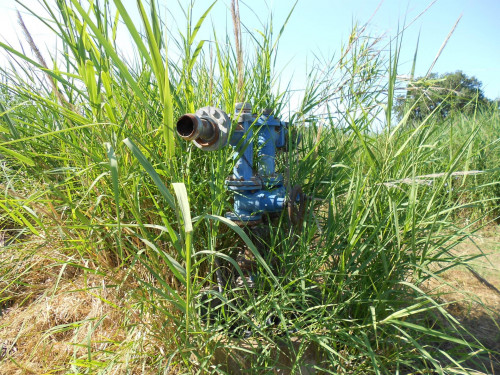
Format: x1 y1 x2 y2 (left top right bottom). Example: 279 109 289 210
176 114 216 142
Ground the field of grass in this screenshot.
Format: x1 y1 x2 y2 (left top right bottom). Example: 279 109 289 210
0 1 499 374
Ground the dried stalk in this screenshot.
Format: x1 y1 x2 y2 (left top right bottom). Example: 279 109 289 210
17 11 70 107
230 0 244 102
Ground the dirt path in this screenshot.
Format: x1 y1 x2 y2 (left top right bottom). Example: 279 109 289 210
429 225 500 373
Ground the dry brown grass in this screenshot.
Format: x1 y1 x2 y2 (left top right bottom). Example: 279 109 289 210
1 277 122 374
0 235 160 374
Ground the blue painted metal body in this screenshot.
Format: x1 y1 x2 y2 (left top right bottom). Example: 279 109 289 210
229 125 254 182
226 108 288 222
232 185 286 221
256 116 277 177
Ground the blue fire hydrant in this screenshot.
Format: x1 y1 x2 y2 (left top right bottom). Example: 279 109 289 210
176 102 301 224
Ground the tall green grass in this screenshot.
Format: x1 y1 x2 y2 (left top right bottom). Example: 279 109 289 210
0 0 498 373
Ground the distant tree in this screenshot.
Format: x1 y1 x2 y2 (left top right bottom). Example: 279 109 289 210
395 71 491 120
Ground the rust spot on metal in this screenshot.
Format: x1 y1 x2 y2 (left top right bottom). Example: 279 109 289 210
195 119 220 147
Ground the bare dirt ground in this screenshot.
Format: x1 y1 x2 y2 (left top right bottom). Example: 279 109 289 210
426 225 500 373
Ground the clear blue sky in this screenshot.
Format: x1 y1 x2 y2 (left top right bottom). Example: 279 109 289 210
218 0 500 100
1 0 499 99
